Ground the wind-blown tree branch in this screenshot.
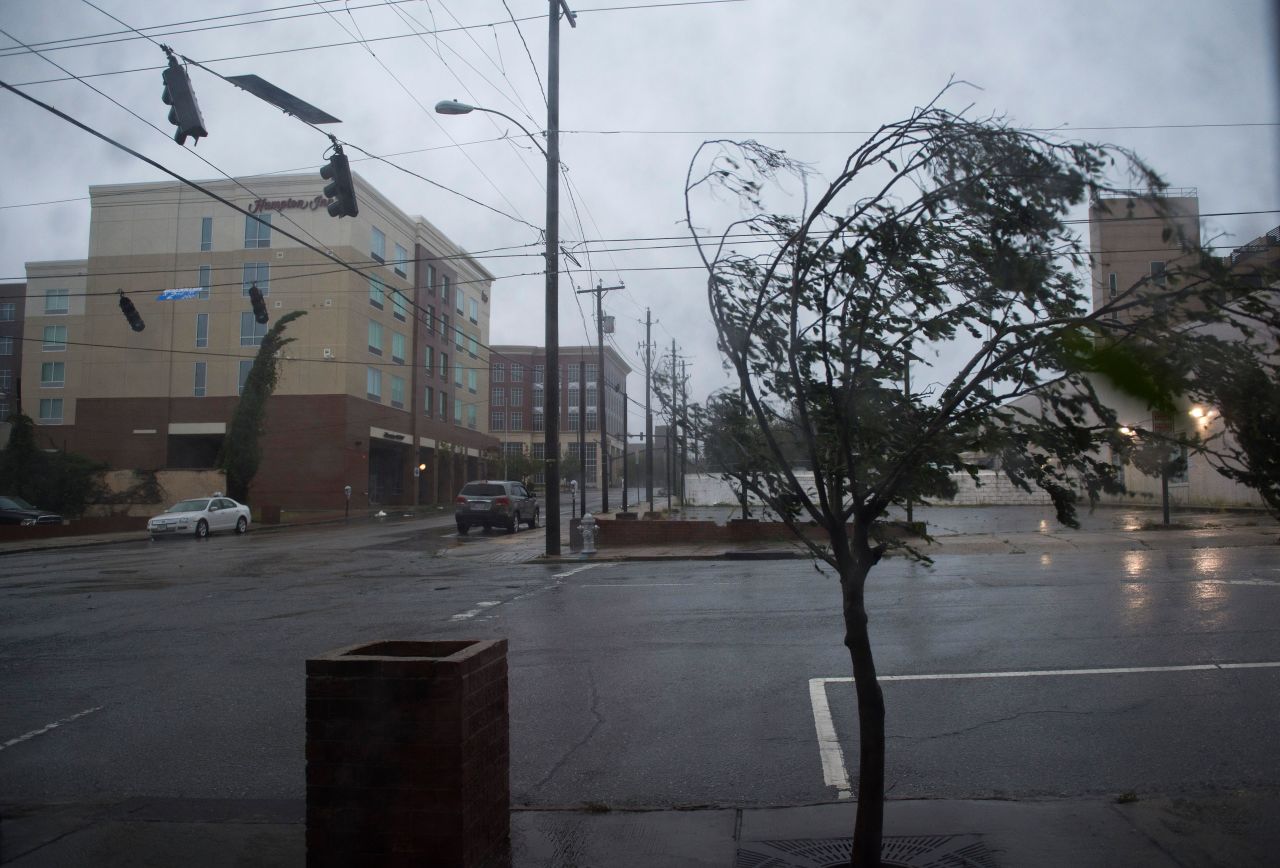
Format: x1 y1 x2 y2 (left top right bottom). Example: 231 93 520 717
681 88 1275 867
217 311 306 503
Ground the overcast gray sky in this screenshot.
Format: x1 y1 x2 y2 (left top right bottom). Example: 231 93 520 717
1 0 1277 432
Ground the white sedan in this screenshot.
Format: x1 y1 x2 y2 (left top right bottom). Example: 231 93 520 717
148 495 251 540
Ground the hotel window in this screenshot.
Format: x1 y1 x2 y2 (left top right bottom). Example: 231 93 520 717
533 408 544 432
493 387 506 406
38 398 63 424
466 404 476 429
567 412 578 432
509 411 522 431
200 216 213 251
454 325 464 351
424 346 434 375
193 361 207 397
453 400 462 424
467 369 477 394
511 363 523 382
1150 260 1166 287
491 410 504 431
391 290 407 322
371 226 386 263
195 313 209 348
44 288 70 315
366 367 382 401
425 305 435 332
426 264 436 295
238 360 252 395
531 442 545 483
1107 272 1117 299
469 297 479 323
568 364 579 384
0 369 12 390
42 325 67 351
511 386 523 406
440 314 450 341
424 386 434 417
390 375 405 409
242 262 269 296
468 336 477 358
454 363 463 388
0 337 12 355
240 312 268 346
0 400 9 423
533 364 544 385
368 320 383 355
40 361 65 387
394 243 408 278
455 289 464 316
586 410 598 432
198 265 211 299
441 274 450 306
440 352 449 380
439 391 448 418
585 362 598 383
586 382 597 409
492 363 505 383
0 302 14 321
244 213 271 248
391 331 406 364
369 277 384 309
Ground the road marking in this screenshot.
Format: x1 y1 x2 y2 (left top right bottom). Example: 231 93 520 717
1204 579 1280 587
1 706 103 753
553 564 604 579
809 660 1280 798
450 601 500 621
581 581 738 588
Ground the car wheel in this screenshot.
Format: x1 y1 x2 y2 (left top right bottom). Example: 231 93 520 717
195 519 209 540
456 522 469 535
510 511 521 533
235 516 248 535
528 507 539 529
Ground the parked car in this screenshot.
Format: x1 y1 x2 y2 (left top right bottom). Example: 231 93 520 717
0 495 64 526
147 494 251 540
454 480 539 535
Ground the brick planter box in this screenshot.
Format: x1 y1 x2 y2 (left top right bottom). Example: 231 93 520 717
306 640 509 868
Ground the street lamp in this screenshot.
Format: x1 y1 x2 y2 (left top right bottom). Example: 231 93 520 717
435 84 563 556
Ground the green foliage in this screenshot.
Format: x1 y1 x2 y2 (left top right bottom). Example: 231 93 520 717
0 414 107 517
217 311 306 502
559 450 582 487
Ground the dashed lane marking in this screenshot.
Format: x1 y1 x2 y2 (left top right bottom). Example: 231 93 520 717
450 601 500 621
1 706 103 753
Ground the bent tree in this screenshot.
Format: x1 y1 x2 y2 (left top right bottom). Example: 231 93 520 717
682 93 1275 866
218 310 306 503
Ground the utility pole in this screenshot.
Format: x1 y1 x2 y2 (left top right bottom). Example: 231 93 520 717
904 348 913 525
668 339 676 514
644 308 653 515
543 0 576 556
621 384 629 512
680 359 688 508
576 280 623 513
578 359 586 518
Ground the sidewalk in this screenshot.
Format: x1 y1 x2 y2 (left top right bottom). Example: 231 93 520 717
5 791 1278 866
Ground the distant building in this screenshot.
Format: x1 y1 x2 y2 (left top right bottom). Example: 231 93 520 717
0 282 25 438
20 174 500 509
1089 188 1201 320
487 344 630 489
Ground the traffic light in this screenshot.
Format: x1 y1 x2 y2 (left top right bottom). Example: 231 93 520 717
161 49 207 146
118 291 145 332
248 283 269 325
320 146 358 218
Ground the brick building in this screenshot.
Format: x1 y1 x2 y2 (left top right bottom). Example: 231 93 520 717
19 174 499 510
0 282 24 432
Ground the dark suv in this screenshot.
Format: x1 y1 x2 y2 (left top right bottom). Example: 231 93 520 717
454 480 539 535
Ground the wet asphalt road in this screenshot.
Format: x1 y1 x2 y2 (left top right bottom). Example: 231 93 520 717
1 515 1278 811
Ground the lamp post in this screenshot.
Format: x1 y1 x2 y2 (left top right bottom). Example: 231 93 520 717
434 84 562 554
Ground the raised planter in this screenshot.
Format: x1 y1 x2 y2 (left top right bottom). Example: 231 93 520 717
306 639 510 868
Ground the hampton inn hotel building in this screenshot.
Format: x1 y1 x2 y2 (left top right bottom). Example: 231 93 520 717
18 173 501 510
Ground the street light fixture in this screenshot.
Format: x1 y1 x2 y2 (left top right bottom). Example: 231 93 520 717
435 80 563 556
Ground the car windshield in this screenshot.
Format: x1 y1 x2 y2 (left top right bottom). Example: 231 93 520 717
0 495 37 510
460 483 506 497
167 499 210 513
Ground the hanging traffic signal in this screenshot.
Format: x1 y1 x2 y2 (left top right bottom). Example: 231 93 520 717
161 48 207 146
320 145 358 218
248 283 269 325
118 291 145 332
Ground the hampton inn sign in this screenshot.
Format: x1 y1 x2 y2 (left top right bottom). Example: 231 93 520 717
247 195 333 214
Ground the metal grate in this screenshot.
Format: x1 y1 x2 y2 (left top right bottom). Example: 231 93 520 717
736 834 998 868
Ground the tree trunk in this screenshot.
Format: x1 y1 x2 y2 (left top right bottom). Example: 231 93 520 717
841 555 884 868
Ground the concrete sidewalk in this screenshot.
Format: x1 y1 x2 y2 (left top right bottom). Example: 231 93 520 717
5 791 1278 866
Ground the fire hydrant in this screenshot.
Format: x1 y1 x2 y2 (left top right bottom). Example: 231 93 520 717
580 512 597 555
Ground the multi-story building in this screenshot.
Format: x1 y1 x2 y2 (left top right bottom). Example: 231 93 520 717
0 282 25 431
20 173 499 510
1089 188 1201 319
487 344 630 490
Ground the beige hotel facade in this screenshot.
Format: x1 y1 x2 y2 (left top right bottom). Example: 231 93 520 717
21 173 500 510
